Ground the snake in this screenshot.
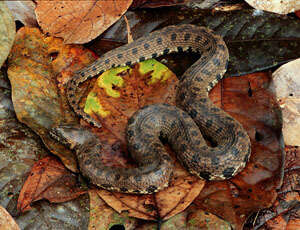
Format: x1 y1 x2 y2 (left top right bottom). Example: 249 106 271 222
50 24 251 194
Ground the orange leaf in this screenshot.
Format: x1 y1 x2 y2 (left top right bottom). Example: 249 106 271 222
35 0 133 44
17 156 86 213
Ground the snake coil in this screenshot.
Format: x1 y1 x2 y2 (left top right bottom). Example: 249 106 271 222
50 24 251 194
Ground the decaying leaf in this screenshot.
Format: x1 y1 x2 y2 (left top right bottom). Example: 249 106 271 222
35 0 133 44
270 59 300 146
194 72 284 229
245 0 300 14
0 2 15 68
7 27 97 172
5 0 37 27
17 156 86 213
0 205 20 230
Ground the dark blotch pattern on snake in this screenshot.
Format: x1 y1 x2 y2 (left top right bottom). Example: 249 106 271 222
50 24 251 194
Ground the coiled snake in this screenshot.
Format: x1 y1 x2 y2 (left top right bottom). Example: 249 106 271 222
50 24 251 194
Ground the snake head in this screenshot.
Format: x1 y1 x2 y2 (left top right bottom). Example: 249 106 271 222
50 125 96 149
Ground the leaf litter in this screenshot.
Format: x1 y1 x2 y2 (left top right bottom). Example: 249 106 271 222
3 3 296 230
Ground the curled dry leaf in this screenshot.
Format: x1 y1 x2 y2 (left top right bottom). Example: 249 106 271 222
270 59 300 146
35 0 133 44
17 156 86 213
7 27 97 172
245 0 300 14
0 2 15 68
4 0 37 27
0 205 20 230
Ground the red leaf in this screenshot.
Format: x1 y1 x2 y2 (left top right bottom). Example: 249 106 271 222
17 156 86 213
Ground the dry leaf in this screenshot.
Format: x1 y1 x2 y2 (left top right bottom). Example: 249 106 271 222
17 156 86 213
270 58 300 146
186 205 231 230
88 190 137 230
35 0 133 44
245 0 300 14
5 0 37 27
0 205 20 230
0 2 15 67
7 27 97 172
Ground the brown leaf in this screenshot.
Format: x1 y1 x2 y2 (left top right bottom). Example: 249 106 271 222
88 190 137 230
17 156 86 213
35 0 133 44
194 72 284 229
0 205 20 230
186 204 231 230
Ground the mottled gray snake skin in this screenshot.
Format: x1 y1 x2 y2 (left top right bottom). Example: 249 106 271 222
50 24 251 194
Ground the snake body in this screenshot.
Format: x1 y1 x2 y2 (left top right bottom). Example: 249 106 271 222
50 24 251 194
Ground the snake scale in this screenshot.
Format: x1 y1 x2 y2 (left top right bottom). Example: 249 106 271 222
50 24 251 194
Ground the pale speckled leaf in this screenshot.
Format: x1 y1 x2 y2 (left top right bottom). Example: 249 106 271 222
0 205 20 230
4 0 37 27
245 0 300 14
0 2 15 67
